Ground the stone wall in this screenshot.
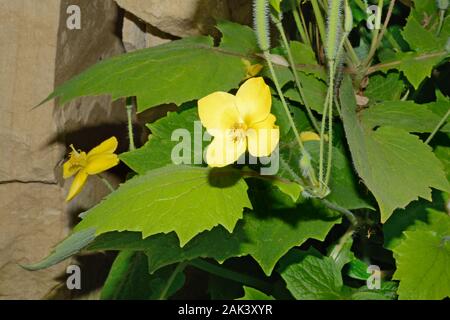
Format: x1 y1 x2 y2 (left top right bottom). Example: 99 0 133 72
0 0 125 299
0 0 251 299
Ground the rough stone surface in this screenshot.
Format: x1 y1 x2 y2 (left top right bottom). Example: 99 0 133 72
0 0 67 300
115 0 231 37
0 1 62 183
0 0 125 299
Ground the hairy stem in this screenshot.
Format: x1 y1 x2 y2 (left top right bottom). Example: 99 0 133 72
263 50 320 188
273 18 320 132
126 98 136 151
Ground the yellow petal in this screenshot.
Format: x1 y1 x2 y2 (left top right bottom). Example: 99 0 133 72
63 161 80 179
236 77 271 125
198 92 241 135
85 153 120 175
300 131 320 142
63 150 87 179
243 59 263 79
247 114 280 157
88 137 118 157
206 132 247 167
66 170 88 201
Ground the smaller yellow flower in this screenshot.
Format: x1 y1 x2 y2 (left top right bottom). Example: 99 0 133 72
300 131 321 142
242 59 264 79
198 77 279 167
63 137 120 201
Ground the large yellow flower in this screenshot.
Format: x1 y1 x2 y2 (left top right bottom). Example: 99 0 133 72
63 137 120 201
198 77 280 167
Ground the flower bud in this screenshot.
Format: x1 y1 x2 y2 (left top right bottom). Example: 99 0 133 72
344 0 353 33
299 152 313 179
437 0 449 10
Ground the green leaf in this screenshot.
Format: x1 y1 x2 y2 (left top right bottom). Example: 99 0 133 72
383 191 448 250
74 165 252 246
402 15 446 52
351 282 398 300
21 228 96 271
364 72 405 103
120 108 207 174
435 146 450 180
290 41 318 66
88 182 340 276
279 249 395 300
339 77 449 222
278 249 344 300
393 209 450 300
237 286 275 300
43 21 258 112
101 251 184 300
346 259 370 281
361 101 444 133
402 5 449 52
383 51 446 89
284 73 327 114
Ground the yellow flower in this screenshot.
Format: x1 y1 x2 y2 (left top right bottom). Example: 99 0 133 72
242 59 264 79
63 137 120 201
198 77 279 167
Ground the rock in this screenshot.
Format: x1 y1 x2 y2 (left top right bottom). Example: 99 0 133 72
115 0 231 37
0 183 68 299
0 0 125 299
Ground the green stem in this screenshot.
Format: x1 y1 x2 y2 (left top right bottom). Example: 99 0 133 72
126 99 136 151
365 0 396 68
425 108 450 144
292 3 311 45
98 174 115 192
158 262 187 300
322 199 358 226
189 259 272 293
263 50 319 187
318 90 330 187
329 226 355 261
310 0 326 44
324 61 335 189
345 39 360 67
437 10 445 36
273 18 320 133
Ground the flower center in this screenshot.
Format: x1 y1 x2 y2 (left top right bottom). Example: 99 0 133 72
229 122 247 143
67 145 87 170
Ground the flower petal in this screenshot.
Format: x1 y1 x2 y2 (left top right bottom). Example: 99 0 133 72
63 151 87 179
66 170 88 201
236 77 271 125
88 137 118 157
206 133 247 167
300 131 321 142
198 92 241 135
247 114 280 157
85 154 120 175
63 159 81 179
